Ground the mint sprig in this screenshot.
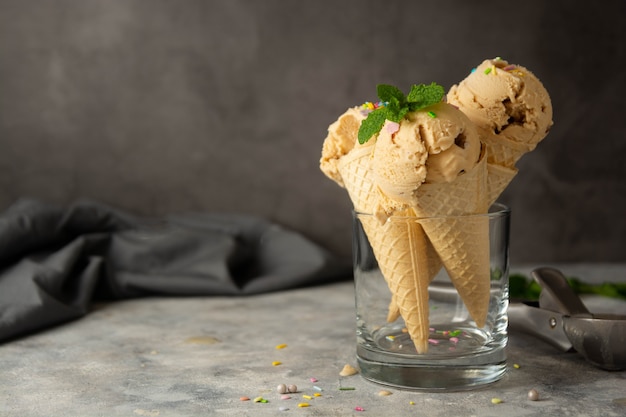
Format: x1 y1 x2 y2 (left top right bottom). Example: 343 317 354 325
357 82 445 144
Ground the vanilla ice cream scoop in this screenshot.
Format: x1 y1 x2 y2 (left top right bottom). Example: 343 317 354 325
373 102 482 207
447 58 553 157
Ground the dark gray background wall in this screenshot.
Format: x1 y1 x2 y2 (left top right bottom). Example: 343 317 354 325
0 0 624 264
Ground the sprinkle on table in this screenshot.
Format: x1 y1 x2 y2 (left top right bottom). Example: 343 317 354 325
513 363 521 369
355 406 365 411
297 403 310 408
275 343 288 349
491 397 503 404
272 361 282 366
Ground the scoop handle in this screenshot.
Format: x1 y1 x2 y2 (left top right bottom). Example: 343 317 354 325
531 267 592 317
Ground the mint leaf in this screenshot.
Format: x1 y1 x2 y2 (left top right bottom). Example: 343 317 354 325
377 84 405 104
357 82 445 144
407 82 445 111
358 108 388 144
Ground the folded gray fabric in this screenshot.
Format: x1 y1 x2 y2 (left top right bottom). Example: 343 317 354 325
0 199 351 342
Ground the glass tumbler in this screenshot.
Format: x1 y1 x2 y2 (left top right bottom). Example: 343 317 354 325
352 203 510 390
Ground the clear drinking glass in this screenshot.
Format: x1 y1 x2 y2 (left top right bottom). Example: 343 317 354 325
352 203 510 390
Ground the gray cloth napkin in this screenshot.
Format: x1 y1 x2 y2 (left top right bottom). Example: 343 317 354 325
0 199 351 342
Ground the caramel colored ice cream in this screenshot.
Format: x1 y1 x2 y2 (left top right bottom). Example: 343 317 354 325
373 102 482 214
447 57 553 166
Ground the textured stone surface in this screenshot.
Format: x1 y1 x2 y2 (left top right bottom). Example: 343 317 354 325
0 0 625 263
1 264 625 416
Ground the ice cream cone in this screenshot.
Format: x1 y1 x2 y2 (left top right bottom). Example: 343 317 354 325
339 143 442 351
359 211 436 353
412 148 491 328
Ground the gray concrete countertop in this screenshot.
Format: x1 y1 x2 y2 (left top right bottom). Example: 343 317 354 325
1 263 625 416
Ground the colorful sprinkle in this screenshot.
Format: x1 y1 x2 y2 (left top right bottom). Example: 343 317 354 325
339 387 356 391
449 337 459 344
484 67 492 75
303 395 313 400
314 393 322 397
513 363 521 369
298 403 310 408
386 335 396 342
280 395 291 400
384 121 400 135
471 67 477 73
491 397 503 404
355 406 365 411
275 343 288 349
272 361 282 366
309 377 318 383
313 386 323 392
278 406 289 411
240 396 250 401
428 338 440 345
409 401 415 405
378 390 392 396
449 330 462 337
427 111 437 118
503 65 516 71
253 396 265 403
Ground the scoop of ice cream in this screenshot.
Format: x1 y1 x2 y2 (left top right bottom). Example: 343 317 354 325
319 107 367 187
447 58 553 150
373 102 482 208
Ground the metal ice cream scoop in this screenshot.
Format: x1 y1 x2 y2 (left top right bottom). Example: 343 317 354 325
508 267 626 371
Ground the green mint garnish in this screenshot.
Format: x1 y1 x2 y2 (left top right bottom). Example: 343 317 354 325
357 82 445 144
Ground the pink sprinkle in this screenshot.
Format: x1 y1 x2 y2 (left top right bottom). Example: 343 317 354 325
450 337 459 344
309 377 318 383
429 327 435 332
384 121 400 135
355 406 365 411
281 395 291 400
503 64 516 71
428 338 439 345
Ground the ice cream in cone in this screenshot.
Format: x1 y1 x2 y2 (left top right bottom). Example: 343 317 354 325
321 104 441 337
447 58 553 202
373 102 491 329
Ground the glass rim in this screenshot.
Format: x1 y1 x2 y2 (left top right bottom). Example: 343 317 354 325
353 202 510 221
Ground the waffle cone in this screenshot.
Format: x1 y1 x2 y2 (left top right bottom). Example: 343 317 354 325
340 146 441 351
487 163 518 206
360 213 438 353
412 149 491 327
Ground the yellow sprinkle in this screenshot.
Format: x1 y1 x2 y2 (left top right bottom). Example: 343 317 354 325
313 393 322 397
386 335 396 341
253 396 264 403
491 397 503 404
272 361 282 366
275 343 287 349
513 363 520 369
302 395 312 400
378 390 392 396
298 403 310 408
409 401 415 405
